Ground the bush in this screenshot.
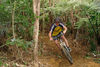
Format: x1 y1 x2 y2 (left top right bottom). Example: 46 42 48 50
6 38 33 50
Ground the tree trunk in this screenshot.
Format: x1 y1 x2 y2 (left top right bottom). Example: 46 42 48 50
49 0 51 7
12 1 16 39
42 14 45 35
41 0 45 35
74 9 79 41
70 9 75 28
53 0 55 7
49 0 53 24
33 0 40 67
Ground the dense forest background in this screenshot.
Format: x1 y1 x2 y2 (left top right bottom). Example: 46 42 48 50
0 0 100 67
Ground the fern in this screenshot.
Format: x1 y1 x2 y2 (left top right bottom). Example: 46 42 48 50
74 14 89 29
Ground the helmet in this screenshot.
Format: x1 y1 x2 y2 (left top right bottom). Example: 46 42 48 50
54 17 61 23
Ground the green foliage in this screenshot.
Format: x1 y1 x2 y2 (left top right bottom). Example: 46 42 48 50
6 38 33 50
0 1 11 23
93 59 100 63
89 40 96 52
75 14 89 29
41 0 96 17
3 63 7 67
15 0 34 39
0 0 100 54
0 60 3 67
0 0 35 40
72 0 100 46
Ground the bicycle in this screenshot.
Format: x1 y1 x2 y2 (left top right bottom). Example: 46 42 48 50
59 38 73 64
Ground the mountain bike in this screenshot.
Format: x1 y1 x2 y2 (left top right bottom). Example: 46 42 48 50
59 38 73 64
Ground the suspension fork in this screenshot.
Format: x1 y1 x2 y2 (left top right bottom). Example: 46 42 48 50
59 38 65 47
60 38 67 48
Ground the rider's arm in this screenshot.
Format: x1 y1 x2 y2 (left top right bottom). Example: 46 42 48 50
49 24 54 40
60 23 67 34
63 26 67 34
49 31 52 38
49 31 53 40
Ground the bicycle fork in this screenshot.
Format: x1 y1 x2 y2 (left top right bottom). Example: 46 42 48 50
60 39 70 52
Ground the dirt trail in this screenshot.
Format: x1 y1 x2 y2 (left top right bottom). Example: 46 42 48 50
0 36 100 67
38 36 100 67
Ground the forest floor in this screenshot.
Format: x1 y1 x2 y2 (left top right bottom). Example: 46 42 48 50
0 35 100 67
38 36 100 67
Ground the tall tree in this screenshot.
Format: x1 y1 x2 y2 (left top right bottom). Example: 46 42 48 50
49 0 53 24
33 0 40 67
12 1 16 39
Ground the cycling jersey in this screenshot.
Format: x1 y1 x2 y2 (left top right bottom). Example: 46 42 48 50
50 23 64 36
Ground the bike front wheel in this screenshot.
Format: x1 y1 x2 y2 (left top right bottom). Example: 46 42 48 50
62 45 73 64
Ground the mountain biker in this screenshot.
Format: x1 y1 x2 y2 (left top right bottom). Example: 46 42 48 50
49 17 71 52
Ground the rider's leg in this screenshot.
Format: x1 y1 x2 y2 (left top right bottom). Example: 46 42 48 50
61 35 69 47
54 40 64 54
54 40 61 50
